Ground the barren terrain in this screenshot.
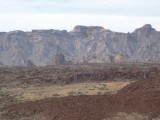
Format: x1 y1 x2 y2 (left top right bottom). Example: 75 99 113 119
0 63 160 120
1 81 129 101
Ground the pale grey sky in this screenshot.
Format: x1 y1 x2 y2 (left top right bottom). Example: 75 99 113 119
0 0 160 32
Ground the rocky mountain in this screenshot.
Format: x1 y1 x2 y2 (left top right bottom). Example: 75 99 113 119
0 24 160 66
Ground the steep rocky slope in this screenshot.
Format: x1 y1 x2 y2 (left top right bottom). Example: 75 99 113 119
0 24 160 66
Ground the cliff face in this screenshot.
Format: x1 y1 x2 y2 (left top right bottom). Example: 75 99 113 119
0 24 160 66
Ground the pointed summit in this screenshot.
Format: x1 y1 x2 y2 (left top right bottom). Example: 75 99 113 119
133 24 156 36
141 24 156 31
142 24 152 28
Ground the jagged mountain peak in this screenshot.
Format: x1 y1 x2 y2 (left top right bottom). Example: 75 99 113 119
0 24 160 66
133 24 156 36
141 24 156 31
142 24 152 28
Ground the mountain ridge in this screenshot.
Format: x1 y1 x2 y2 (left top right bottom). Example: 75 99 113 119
0 24 160 66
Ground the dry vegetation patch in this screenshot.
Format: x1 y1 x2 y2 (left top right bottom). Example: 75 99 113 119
1 81 130 101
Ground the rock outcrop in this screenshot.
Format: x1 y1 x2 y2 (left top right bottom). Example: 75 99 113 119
26 60 36 67
115 54 130 63
0 24 160 66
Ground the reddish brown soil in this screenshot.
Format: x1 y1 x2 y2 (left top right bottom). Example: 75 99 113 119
1 90 160 120
119 78 160 93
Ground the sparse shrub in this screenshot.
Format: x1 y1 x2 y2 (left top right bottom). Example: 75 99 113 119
0 91 6 99
67 91 76 96
105 91 117 94
77 91 84 95
98 87 109 91
52 94 60 97
96 92 102 95
88 88 95 90
59 84 64 87
101 84 107 87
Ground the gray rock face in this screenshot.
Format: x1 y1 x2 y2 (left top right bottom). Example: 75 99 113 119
0 24 160 66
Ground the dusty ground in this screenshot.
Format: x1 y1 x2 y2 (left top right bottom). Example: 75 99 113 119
1 81 130 101
0 64 160 120
104 112 160 120
1 90 160 120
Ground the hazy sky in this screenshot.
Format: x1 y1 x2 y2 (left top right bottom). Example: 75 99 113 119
0 0 160 32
